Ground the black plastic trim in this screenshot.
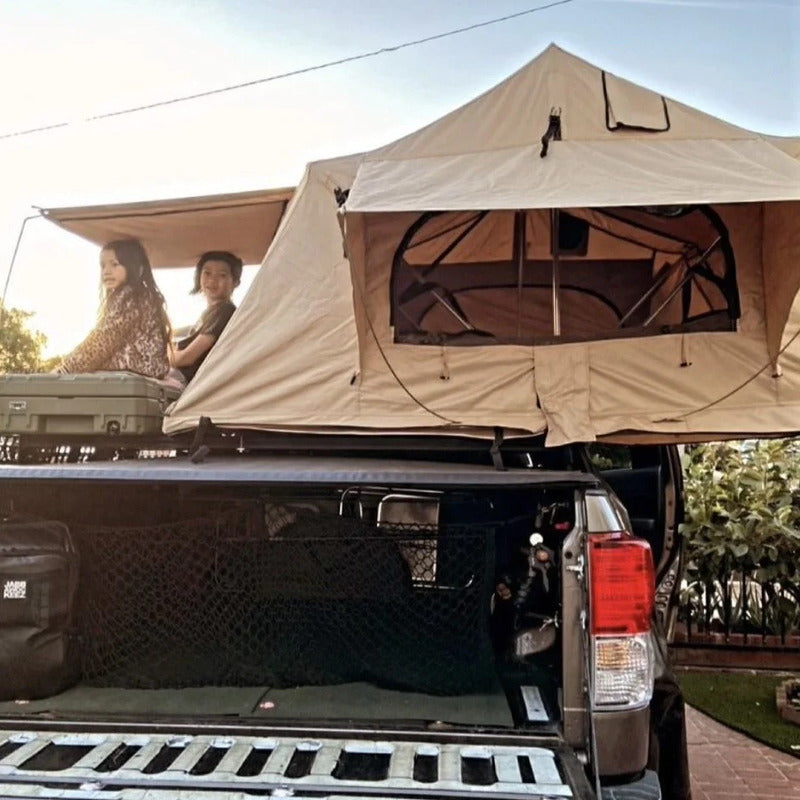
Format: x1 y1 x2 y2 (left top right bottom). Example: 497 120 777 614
601 769 661 800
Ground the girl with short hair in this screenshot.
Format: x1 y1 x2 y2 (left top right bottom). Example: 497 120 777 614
170 250 242 383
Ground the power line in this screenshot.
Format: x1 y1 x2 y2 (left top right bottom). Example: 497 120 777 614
0 0 576 142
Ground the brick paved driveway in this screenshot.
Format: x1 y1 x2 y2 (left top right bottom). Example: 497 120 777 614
687 705 800 799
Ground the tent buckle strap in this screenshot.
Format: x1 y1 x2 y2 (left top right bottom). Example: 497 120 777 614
490 426 507 471
189 416 214 464
540 108 562 158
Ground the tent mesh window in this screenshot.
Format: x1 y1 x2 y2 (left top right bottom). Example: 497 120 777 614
391 205 738 346
74 504 498 695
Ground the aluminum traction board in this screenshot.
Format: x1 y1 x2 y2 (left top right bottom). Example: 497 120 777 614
0 729 572 798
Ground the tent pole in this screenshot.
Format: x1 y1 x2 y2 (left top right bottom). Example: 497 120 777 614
617 256 685 328
1 213 40 308
0 213 40 333
514 210 526 340
642 237 721 327
551 209 561 337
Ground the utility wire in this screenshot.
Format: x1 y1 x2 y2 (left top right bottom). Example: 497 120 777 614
0 0 575 141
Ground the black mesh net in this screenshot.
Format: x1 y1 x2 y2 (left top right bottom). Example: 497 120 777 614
75 503 498 695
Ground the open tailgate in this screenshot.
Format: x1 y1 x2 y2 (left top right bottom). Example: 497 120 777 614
0 727 590 799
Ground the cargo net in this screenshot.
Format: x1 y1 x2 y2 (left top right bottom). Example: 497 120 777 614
75 504 498 695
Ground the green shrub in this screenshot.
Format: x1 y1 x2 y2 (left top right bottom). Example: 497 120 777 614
680 440 800 636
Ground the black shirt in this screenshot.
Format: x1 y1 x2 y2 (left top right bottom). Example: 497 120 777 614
176 300 236 383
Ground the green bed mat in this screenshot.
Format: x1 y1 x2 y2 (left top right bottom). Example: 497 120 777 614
0 685 267 717
0 682 514 728
252 681 514 727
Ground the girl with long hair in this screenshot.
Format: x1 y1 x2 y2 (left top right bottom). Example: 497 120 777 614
57 239 171 378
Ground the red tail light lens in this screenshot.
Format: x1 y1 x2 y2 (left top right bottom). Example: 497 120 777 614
589 533 655 635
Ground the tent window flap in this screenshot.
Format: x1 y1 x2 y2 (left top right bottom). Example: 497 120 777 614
390 206 738 347
602 71 670 132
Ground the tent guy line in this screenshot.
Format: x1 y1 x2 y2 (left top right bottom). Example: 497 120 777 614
352 268 462 427
653 324 800 424
0 0 576 142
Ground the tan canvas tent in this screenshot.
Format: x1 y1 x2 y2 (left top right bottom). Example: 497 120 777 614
165 44 800 445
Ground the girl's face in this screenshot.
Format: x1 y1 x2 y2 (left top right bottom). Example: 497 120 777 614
100 248 128 291
200 259 236 304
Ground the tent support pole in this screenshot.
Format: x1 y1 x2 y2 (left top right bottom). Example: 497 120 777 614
514 210 526 340
1 213 40 308
0 213 40 336
642 237 721 327
551 209 561 337
617 255 685 328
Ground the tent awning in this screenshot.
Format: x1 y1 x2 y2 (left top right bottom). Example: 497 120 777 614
40 187 294 267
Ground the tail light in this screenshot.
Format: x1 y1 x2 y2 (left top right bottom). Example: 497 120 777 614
588 532 655 709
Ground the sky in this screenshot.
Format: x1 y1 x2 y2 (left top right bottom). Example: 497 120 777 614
0 0 797 357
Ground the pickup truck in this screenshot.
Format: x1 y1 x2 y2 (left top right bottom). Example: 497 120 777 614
0 433 687 800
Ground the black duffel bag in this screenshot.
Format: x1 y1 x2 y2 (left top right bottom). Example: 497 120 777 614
0 515 80 700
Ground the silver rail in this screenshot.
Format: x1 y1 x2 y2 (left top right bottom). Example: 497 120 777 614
0 730 572 798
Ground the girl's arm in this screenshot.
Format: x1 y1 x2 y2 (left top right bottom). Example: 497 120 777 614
169 333 215 368
58 290 139 373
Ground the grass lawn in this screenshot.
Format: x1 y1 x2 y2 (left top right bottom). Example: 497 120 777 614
678 670 800 756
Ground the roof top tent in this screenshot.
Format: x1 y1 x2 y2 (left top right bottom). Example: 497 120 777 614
162 44 800 446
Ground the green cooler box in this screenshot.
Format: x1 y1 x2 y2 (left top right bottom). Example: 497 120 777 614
0 373 181 436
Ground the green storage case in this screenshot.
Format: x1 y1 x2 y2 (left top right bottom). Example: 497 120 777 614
0 373 181 436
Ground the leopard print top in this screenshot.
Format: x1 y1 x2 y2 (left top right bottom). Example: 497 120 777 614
58 285 169 378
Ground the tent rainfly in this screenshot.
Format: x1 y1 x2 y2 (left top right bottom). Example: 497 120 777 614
164 44 800 446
